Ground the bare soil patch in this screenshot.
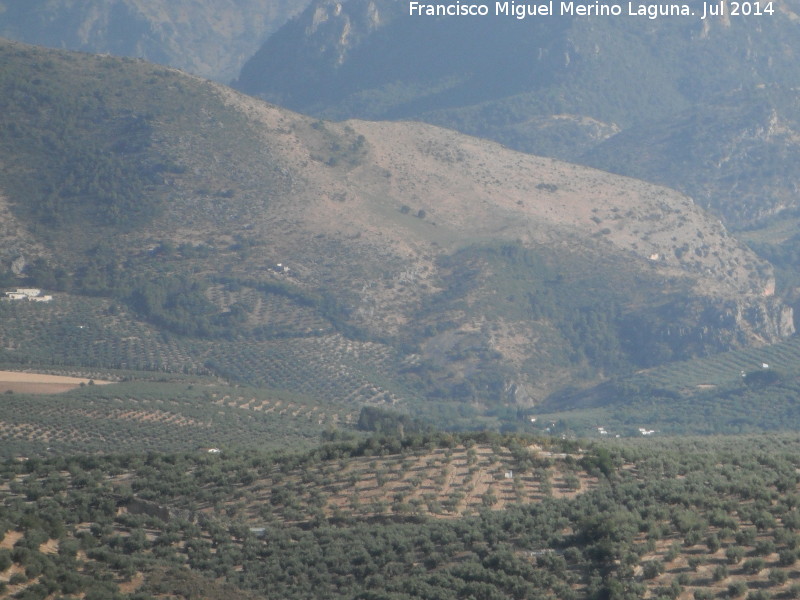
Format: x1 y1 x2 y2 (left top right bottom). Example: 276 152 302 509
0 531 22 550
118 571 145 594
0 371 113 395
39 539 59 555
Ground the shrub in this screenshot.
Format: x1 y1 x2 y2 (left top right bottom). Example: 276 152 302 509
642 560 664 579
666 542 681 561
9 572 27 585
768 569 788 586
0 550 11 571
726 545 745 564
735 529 756 545
754 540 775 556
685 530 701 546
712 563 728 581
727 581 747 598
778 548 797 566
742 557 765 575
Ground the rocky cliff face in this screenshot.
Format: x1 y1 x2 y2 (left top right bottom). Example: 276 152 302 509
624 295 795 370
234 0 800 153
0 0 309 81
725 297 796 345
583 87 800 229
234 0 800 233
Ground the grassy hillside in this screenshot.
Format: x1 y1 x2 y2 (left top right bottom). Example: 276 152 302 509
233 0 800 247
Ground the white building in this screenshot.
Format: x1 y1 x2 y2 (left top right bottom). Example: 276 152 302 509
4 289 52 302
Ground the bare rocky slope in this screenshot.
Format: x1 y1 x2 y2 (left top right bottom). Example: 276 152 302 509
233 0 800 232
0 39 793 416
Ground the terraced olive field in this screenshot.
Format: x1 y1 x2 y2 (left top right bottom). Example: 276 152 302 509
0 292 415 456
0 297 204 374
0 375 356 458
529 334 800 438
230 441 598 524
203 335 411 407
0 291 414 403
626 335 800 393
3 434 800 600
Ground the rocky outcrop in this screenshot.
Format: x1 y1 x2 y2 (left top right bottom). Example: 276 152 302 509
624 295 795 367
0 0 306 82
720 296 796 344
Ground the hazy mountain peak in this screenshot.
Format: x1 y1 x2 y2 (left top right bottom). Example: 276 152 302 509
0 0 309 81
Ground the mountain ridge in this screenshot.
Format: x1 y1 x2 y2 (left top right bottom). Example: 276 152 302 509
581 85 800 228
233 0 800 231
0 0 309 82
0 38 793 418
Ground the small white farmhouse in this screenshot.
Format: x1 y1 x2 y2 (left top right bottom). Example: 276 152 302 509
3 288 52 302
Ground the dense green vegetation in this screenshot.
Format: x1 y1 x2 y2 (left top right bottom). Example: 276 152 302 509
2 433 800 599
0 46 177 228
428 243 630 369
400 240 715 412
530 334 800 438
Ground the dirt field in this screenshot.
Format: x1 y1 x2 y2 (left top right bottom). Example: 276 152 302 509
0 371 112 395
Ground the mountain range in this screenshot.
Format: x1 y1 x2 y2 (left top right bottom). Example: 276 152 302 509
0 0 309 82
0 38 794 430
3 10 800 600
233 0 800 229
5 1 800 232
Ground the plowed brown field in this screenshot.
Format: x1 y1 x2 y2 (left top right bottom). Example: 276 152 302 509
0 371 112 394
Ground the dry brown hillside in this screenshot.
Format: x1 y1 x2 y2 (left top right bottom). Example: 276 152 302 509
0 40 792 410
